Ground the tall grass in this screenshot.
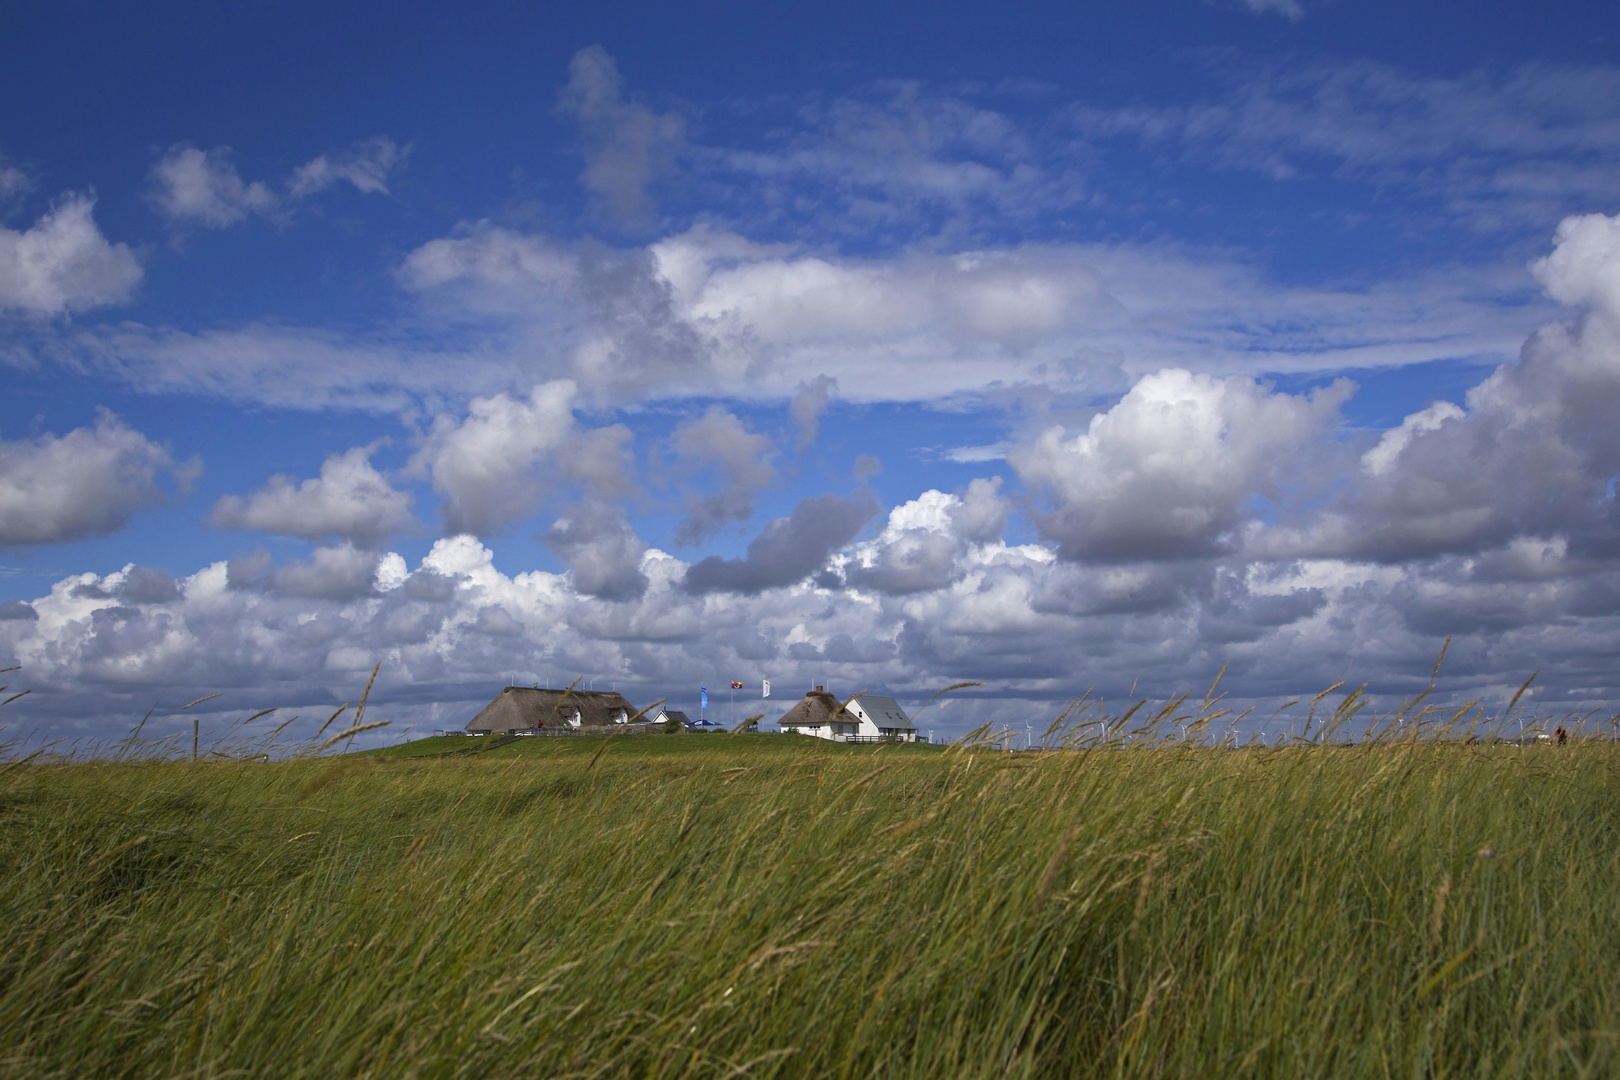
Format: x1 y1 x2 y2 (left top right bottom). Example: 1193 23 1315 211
1 729 1616 1077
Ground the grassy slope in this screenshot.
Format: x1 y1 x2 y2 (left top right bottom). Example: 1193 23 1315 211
0 736 1615 1078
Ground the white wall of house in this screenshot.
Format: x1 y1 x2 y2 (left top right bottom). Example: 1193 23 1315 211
786 695 915 742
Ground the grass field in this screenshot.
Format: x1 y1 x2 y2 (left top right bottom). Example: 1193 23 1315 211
1 729 1616 1078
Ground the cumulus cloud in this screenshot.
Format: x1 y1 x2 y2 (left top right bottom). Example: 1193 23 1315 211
0 600 38 620
0 195 141 315
11 510 1620 740
789 375 837 448
843 490 973 596
148 146 277 228
209 445 418 547
408 381 634 536
1256 211 1620 564
397 224 710 400
225 543 384 600
1013 369 1351 561
1531 212 1620 321
546 503 649 601
269 544 384 600
409 381 578 535
0 411 184 545
950 477 1010 545
150 139 403 229
670 406 776 544
558 46 686 225
685 491 881 595
838 483 1010 596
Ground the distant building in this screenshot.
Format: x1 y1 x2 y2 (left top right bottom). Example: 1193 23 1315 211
466 687 640 734
778 687 918 743
652 707 692 728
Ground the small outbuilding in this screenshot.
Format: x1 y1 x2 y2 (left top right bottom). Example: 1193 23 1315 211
466 687 642 734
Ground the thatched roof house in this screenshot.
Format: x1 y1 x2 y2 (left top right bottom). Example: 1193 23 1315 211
777 688 847 735
467 687 641 733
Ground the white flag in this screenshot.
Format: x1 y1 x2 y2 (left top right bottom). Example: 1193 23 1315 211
762 679 771 698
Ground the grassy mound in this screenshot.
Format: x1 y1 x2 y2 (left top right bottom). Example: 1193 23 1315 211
1 736 1615 1077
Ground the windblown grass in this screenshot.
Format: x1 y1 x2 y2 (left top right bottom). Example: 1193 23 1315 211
1 727 1616 1078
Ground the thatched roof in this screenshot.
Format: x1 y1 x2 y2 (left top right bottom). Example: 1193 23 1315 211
777 690 847 730
467 687 641 733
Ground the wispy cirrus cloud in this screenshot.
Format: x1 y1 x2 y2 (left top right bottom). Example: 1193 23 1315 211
19 220 1547 415
1073 58 1620 231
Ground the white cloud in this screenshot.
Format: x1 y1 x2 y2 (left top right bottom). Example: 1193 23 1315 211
558 46 686 226
1075 60 1620 230
55 321 471 413
148 145 277 228
1257 211 1620 563
0 410 182 545
1360 401 1466 477
209 444 418 547
685 491 881 594
0 195 141 315
408 381 633 536
32 219 1544 413
409 381 577 535
842 490 971 596
711 83 1084 244
397 223 710 400
546 503 648 601
1012 369 1352 561
1530 212 1620 322
268 544 385 600
0 152 30 204
789 375 836 448
286 137 404 199
649 226 1544 401
669 406 776 544
11 504 1620 739
150 138 404 229
1239 0 1303 19
950 477 1010 545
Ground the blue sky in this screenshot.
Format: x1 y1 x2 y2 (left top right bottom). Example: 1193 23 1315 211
4 0 1620 744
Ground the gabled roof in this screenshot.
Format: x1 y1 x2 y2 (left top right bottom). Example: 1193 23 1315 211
852 694 914 729
467 687 640 732
656 709 692 725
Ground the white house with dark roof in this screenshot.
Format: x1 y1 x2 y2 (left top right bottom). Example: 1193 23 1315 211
778 687 918 743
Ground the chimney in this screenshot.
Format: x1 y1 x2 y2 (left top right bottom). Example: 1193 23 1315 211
814 685 824 693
